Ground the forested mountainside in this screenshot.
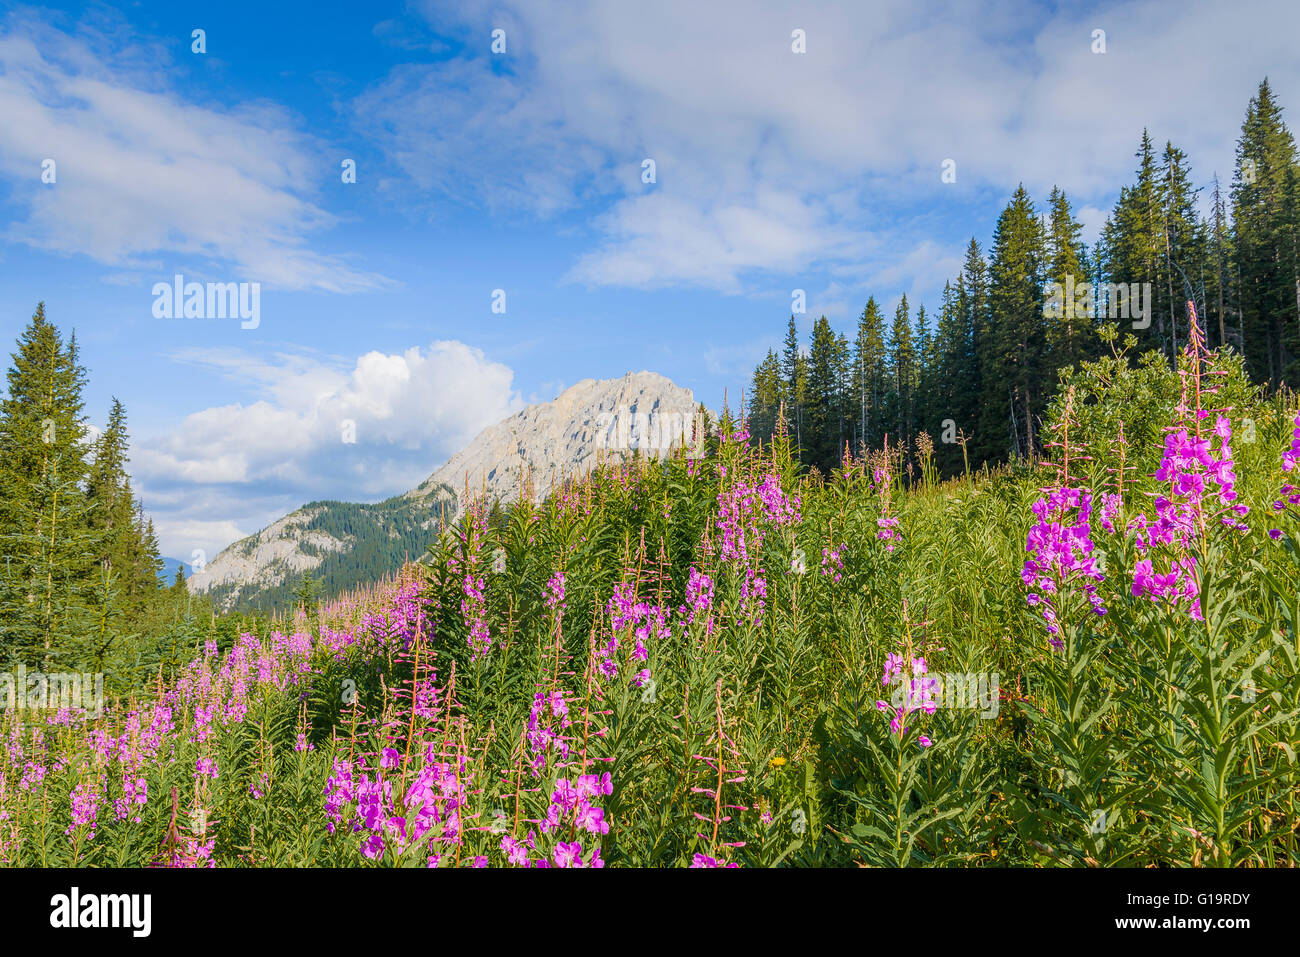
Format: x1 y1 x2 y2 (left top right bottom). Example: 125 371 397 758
189 488 456 614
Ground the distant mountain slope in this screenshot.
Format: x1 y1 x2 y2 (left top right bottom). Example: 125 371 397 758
188 371 700 612
187 486 456 613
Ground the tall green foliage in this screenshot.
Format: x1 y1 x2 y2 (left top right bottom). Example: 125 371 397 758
0 305 167 682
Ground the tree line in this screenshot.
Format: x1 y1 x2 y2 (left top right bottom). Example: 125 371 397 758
749 79 1300 476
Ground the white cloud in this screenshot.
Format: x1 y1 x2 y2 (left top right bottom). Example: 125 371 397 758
864 241 966 309
356 0 1298 293
567 190 867 293
0 13 389 292
134 341 523 557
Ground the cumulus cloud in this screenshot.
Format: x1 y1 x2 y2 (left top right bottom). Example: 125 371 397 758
133 341 524 558
0 12 389 292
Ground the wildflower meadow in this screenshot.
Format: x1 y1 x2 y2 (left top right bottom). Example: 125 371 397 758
3 307 1298 869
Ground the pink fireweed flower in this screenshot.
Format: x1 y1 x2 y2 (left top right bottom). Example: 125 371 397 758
500 834 530 866
873 447 903 552
525 690 572 773
67 778 104 838
169 836 216 868
1022 486 1107 647
881 650 937 747
716 475 801 564
545 571 567 613
739 568 768 622
1270 415 1300 518
681 567 715 626
604 582 670 684
552 778 579 811
820 545 845 582
112 775 148 823
575 772 613 799
1098 492 1123 533
876 515 901 551
249 772 270 800
1128 417 1246 621
715 474 800 624
882 653 905 687
542 772 613 842
575 802 609 835
1282 413 1300 473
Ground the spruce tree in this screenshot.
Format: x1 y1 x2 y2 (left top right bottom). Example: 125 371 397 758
780 316 808 456
833 331 852 466
747 349 783 445
958 240 992 463
1207 173 1238 351
0 304 99 664
1044 186 1091 373
887 295 916 451
932 280 968 474
1106 132 1168 357
983 186 1048 460
1232 78 1300 387
806 315 842 472
852 297 888 453
1158 141 1206 356
912 303 935 449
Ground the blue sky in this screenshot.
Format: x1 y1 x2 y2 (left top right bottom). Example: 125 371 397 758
1 0 1296 561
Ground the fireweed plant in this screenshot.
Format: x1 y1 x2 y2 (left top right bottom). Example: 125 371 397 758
2 330 1298 867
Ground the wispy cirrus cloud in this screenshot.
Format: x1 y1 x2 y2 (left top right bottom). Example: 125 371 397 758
0 10 389 292
355 0 1298 297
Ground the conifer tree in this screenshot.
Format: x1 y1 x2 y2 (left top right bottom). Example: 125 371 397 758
958 241 992 463
932 280 967 473
1207 173 1238 351
1158 141 1206 356
983 186 1048 460
747 349 783 445
833 330 852 465
852 297 888 453
1044 186 1091 373
806 315 842 472
780 316 808 456
913 303 935 448
888 295 916 451
0 304 99 664
1232 78 1300 387
1106 131 1167 357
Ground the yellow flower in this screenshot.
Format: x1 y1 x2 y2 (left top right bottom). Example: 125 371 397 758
769 757 787 768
